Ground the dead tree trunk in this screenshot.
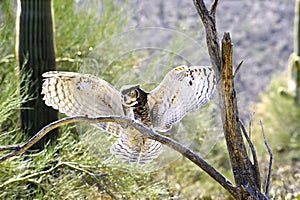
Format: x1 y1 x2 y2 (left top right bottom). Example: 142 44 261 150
220 33 263 199
16 0 58 149
193 0 268 199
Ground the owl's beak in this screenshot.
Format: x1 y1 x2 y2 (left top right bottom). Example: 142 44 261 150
122 96 138 107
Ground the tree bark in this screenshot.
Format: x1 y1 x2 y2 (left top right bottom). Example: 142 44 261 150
16 0 58 149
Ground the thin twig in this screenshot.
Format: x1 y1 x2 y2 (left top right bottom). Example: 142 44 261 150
0 145 21 151
233 60 244 78
239 119 262 191
259 120 272 198
0 161 105 190
247 118 252 156
0 115 238 197
247 113 256 159
239 120 259 169
210 0 218 15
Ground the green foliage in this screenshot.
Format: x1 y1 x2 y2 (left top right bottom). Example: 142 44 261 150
0 127 171 199
54 0 130 72
155 157 232 199
253 78 300 156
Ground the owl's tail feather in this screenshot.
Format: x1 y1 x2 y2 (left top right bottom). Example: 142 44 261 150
110 135 162 165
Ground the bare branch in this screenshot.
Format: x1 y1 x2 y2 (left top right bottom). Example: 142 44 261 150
0 116 93 162
0 145 21 151
240 120 258 167
193 0 221 77
260 120 272 198
247 117 252 156
193 0 209 20
233 60 244 79
0 115 238 197
240 120 261 190
210 0 218 15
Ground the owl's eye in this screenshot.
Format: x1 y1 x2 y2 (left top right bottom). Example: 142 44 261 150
129 90 137 98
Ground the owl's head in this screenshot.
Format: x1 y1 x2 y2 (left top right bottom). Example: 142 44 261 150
120 85 148 107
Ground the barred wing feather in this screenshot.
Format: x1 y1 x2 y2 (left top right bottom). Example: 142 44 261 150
42 71 125 137
149 65 216 132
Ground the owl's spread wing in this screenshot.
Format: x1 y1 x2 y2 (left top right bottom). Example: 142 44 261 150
149 65 216 132
42 71 125 137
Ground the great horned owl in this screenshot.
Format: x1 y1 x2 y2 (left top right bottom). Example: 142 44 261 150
41 65 216 165
121 84 152 126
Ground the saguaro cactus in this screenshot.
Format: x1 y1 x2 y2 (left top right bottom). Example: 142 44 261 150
16 0 58 148
286 0 300 104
